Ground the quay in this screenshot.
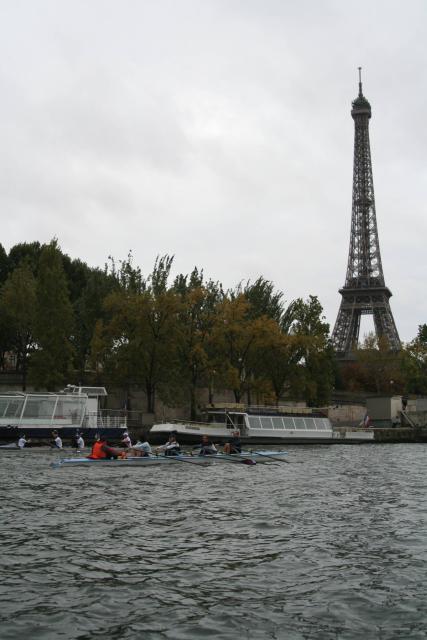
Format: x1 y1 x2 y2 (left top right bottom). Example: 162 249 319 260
371 426 427 444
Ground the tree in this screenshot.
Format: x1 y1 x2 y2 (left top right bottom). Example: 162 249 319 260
73 267 117 379
91 255 180 413
29 241 75 390
0 265 37 387
241 276 285 323
173 268 223 418
257 326 303 404
291 295 334 406
400 325 427 395
211 295 275 403
7 242 42 277
0 243 8 286
0 304 15 371
344 333 405 394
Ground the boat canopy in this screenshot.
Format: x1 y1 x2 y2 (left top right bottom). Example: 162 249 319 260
0 392 87 427
203 406 330 431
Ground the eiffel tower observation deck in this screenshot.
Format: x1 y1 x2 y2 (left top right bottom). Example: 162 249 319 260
331 69 401 359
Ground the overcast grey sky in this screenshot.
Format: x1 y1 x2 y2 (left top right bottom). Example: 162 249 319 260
1 0 426 342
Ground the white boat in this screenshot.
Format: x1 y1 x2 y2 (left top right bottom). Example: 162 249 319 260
0 385 127 442
150 404 374 445
51 450 289 468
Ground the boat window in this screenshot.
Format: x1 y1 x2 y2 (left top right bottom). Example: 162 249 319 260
272 417 284 429
208 413 225 424
293 418 306 430
0 397 11 417
284 417 295 429
0 397 24 419
260 417 273 429
55 397 86 424
248 416 262 429
22 396 55 420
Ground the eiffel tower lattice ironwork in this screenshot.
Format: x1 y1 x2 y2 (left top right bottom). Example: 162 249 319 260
331 69 400 358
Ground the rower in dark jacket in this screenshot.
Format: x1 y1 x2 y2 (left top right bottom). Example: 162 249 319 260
156 431 181 456
194 434 217 456
223 431 241 454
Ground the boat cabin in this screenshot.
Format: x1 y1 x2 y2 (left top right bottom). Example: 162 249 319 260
203 404 331 436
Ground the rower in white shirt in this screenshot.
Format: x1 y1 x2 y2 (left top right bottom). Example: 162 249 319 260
73 431 85 450
121 431 132 448
131 432 152 457
51 430 63 449
18 435 27 449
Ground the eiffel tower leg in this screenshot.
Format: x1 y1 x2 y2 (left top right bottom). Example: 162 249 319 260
373 304 401 350
332 303 361 355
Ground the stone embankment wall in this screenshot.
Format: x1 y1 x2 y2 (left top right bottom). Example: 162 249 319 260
372 428 418 443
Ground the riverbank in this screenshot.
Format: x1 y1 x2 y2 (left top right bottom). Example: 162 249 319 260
372 426 427 443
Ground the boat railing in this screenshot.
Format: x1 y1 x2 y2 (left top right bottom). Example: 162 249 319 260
169 419 228 428
204 403 328 417
83 411 127 429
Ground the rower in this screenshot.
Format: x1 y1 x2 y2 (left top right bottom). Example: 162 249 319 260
131 432 152 457
88 433 122 459
156 431 181 456
73 430 85 450
223 431 241 454
121 431 132 448
194 434 217 456
51 430 63 449
17 435 27 449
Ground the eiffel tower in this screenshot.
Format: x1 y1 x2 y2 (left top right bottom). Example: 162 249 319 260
331 69 400 358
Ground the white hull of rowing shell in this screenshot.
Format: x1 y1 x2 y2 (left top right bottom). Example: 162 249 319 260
52 451 289 468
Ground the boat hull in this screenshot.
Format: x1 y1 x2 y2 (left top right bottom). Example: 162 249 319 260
52 450 289 468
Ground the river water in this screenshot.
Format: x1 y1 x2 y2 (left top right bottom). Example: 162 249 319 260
1 444 427 639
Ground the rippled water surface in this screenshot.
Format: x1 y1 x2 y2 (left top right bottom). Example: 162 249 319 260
1 444 427 639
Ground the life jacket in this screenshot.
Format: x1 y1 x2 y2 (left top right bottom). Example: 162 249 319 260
89 440 108 459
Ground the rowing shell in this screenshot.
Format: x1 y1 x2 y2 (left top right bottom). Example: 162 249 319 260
51 450 289 468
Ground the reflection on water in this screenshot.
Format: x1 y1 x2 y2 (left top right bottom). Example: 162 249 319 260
1 444 427 639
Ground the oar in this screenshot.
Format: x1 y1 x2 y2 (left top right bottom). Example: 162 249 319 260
252 451 290 464
218 453 257 466
163 454 208 467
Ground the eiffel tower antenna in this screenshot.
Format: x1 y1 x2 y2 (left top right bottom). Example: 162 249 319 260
331 70 400 358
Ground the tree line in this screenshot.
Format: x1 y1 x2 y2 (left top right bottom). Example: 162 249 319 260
0 240 335 415
1 240 426 414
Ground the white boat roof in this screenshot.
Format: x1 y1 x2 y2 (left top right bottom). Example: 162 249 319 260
63 385 107 397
